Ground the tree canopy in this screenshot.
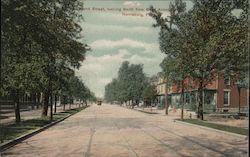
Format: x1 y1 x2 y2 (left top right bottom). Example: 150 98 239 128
150 0 248 120
143 84 157 106
104 61 147 104
1 0 94 121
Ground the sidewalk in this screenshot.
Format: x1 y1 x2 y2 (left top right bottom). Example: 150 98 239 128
0 104 81 125
133 106 249 129
133 106 196 118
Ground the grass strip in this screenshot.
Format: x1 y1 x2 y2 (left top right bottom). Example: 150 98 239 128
176 119 248 136
135 109 159 114
0 106 88 144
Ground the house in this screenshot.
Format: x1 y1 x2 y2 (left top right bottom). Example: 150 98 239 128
155 73 249 113
154 73 166 109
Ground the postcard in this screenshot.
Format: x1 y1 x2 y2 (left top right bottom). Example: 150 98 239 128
0 0 248 156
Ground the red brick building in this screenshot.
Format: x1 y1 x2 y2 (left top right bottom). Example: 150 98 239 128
156 73 249 113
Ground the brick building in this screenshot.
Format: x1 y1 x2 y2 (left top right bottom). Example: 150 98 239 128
155 73 249 113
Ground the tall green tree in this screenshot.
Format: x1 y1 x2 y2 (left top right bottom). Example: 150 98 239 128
104 79 119 103
143 84 157 106
150 0 248 120
104 61 147 105
117 61 130 103
128 64 147 106
1 0 89 122
160 56 188 119
1 0 48 122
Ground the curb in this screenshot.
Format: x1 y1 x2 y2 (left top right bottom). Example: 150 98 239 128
175 120 248 139
0 107 85 152
134 108 159 114
117 105 159 114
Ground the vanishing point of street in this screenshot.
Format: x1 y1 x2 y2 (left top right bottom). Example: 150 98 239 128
1 104 248 157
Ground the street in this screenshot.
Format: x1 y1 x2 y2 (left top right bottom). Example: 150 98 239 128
1 104 248 157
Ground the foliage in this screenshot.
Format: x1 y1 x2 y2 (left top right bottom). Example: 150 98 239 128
104 61 147 104
150 0 248 120
1 0 94 120
63 76 96 103
104 79 119 103
143 84 157 105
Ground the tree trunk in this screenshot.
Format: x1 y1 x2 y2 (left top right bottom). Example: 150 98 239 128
42 91 49 117
150 100 152 112
54 95 57 113
22 94 25 110
14 91 21 123
165 83 169 115
50 93 53 121
181 79 185 120
25 94 28 109
143 100 145 110
197 80 204 120
37 93 41 109
33 93 37 110
238 87 241 114
135 100 139 106
181 93 184 120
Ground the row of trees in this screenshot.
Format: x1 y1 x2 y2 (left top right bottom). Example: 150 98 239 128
61 76 96 109
1 0 96 122
149 0 248 120
105 61 157 106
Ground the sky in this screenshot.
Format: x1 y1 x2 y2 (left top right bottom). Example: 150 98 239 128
76 1 175 98
75 0 243 98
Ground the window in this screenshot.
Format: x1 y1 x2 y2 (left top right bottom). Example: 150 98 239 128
224 76 230 85
190 92 197 104
204 91 215 105
223 91 230 106
185 93 190 104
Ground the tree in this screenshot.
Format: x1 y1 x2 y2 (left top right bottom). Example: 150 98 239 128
117 61 130 104
1 0 48 122
104 79 119 103
34 0 87 119
143 84 157 106
66 75 96 106
150 0 248 120
160 56 188 119
150 1 190 119
128 64 147 107
1 0 89 122
104 61 147 106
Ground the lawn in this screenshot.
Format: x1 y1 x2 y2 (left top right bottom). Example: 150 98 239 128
177 119 249 136
136 109 159 114
0 106 88 144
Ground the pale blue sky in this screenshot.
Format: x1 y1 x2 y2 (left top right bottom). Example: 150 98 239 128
76 0 191 97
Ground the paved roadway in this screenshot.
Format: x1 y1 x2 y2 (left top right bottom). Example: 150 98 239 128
1 104 248 157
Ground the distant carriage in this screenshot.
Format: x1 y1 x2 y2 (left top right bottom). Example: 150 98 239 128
97 100 102 106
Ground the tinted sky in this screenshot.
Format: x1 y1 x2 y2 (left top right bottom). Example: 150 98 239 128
75 0 242 98
76 1 178 97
